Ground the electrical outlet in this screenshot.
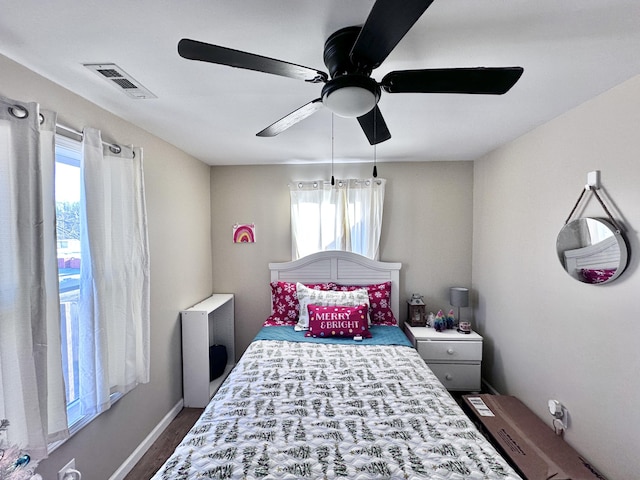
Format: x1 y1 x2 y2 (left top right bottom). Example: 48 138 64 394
548 399 568 435
58 458 75 480
548 399 563 418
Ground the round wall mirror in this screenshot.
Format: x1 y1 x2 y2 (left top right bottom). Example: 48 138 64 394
556 218 628 284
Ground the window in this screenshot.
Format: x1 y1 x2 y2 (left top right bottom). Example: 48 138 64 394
1 101 149 450
53 131 149 437
54 135 83 428
290 178 386 260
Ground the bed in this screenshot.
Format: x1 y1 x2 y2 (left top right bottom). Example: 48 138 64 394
152 251 522 479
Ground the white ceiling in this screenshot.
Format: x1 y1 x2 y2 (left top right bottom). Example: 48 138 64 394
1 1 639 166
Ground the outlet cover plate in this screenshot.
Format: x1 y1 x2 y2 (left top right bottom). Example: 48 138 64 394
58 458 75 480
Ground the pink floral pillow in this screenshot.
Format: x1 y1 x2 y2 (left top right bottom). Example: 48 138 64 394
264 281 335 326
580 268 616 284
305 304 371 338
335 281 397 325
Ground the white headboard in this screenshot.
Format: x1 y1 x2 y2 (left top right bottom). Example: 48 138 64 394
563 234 625 281
564 235 622 267
269 251 402 321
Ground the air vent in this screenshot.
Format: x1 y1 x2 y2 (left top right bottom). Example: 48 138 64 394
84 63 156 99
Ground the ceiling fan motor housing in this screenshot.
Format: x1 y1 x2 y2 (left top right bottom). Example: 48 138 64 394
322 26 381 117
323 26 370 77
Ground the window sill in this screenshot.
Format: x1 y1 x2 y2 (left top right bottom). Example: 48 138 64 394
48 392 123 454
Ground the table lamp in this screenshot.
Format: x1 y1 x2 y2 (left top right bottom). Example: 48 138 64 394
449 287 469 325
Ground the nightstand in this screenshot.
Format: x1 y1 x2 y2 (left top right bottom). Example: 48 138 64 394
404 324 483 392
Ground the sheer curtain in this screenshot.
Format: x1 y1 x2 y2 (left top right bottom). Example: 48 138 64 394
0 96 68 457
78 128 150 416
290 178 386 260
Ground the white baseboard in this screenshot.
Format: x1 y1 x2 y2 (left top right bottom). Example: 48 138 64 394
109 398 183 480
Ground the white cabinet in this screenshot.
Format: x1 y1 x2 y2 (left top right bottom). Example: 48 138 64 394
404 324 483 392
181 294 235 408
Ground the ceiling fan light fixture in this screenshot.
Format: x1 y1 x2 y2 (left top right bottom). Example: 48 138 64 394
321 76 380 118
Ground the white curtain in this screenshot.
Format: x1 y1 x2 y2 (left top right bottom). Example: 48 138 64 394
78 128 150 416
290 178 385 260
0 96 69 457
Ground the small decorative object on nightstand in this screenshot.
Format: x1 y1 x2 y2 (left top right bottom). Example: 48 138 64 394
458 321 472 334
407 294 426 327
433 309 445 332
404 323 483 392
445 309 456 329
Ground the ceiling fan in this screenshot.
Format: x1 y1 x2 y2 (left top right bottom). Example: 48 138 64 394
178 0 523 145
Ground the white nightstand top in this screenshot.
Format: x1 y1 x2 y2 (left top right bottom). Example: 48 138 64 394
405 324 482 342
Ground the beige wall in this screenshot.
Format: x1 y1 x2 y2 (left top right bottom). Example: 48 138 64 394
473 74 640 480
211 161 474 356
1 54 213 479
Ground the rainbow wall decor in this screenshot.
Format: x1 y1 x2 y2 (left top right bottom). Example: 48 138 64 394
233 223 256 243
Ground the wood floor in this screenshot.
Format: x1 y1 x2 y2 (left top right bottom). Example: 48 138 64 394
124 408 203 480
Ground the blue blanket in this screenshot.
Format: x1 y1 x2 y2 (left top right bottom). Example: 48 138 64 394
253 324 413 347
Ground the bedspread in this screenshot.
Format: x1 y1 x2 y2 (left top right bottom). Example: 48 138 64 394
152 339 521 479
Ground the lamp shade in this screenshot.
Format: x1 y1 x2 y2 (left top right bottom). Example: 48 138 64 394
450 287 469 308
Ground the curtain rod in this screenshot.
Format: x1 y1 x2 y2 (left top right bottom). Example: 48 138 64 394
289 179 383 188
8 102 127 155
55 122 83 138
55 122 124 155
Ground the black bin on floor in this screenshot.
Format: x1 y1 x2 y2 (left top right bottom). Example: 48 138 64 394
209 345 227 381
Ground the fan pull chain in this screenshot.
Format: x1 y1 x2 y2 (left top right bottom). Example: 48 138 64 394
331 113 335 186
373 145 377 178
372 109 378 178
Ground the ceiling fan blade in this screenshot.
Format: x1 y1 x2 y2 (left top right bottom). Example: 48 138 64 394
381 67 524 94
178 38 328 83
256 99 324 137
351 0 435 71
357 106 391 145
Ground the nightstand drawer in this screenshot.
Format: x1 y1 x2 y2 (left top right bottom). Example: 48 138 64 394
428 363 481 391
416 339 482 362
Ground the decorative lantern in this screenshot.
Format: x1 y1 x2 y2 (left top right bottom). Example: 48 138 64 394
407 294 426 327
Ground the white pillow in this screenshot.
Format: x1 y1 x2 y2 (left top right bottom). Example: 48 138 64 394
295 282 370 331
